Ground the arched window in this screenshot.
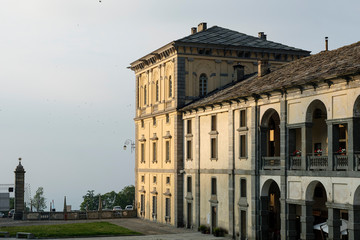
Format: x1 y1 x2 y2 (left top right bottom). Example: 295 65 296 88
144 85 147 105
156 81 159 102
168 76 172 98
199 74 207 96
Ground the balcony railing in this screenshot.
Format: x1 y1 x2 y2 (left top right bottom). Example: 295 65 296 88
356 153 360 170
308 155 328 170
262 156 281 170
290 156 302 170
334 154 348 170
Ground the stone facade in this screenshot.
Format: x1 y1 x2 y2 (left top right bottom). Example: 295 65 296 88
182 41 360 239
130 23 309 227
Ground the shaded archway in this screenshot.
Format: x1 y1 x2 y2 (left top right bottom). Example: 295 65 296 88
305 181 328 239
260 109 281 170
260 179 281 240
353 95 360 162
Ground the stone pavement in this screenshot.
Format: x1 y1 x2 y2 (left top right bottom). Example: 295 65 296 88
0 218 228 239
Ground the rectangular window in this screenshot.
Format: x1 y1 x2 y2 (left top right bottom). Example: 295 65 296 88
240 178 247 198
141 120 144 128
187 119 192 134
187 176 192 193
165 198 171 221
240 210 247 239
153 176 157 183
211 115 217 131
166 141 170 162
156 81 159 102
152 196 157 217
166 114 170 123
166 176 170 184
140 194 145 214
187 140 192 160
141 175 145 183
240 109 246 127
141 143 145 163
168 76 172 98
152 142 157 163
211 138 217 159
211 178 217 195
153 117 156 126
240 134 247 158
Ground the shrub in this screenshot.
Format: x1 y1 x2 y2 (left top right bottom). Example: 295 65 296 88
198 225 210 234
213 227 227 237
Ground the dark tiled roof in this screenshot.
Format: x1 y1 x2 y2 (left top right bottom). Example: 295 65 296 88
182 41 360 111
175 26 309 53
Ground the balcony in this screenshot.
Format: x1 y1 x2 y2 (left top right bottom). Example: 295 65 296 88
290 156 301 170
288 153 360 171
308 155 328 170
334 154 348 170
262 157 281 170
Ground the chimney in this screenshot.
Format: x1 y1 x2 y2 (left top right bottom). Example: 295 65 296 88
258 32 267 40
325 37 328 51
233 64 245 81
258 60 270 77
191 27 197 35
198 22 207 32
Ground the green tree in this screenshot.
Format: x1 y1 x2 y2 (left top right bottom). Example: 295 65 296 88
80 190 100 211
101 191 117 210
31 187 46 212
79 185 135 210
114 185 135 208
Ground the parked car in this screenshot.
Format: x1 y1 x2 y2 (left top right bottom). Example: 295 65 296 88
112 206 122 211
8 209 14 218
125 205 133 210
0 212 4 218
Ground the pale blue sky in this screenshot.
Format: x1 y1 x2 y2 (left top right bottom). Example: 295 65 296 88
0 0 359 209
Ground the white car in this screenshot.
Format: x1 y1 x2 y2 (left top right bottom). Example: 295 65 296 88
0 212 4 218
112 206 122 211
125 205 133 210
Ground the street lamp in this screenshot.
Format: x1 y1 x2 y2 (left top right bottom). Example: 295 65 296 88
123 139 135 153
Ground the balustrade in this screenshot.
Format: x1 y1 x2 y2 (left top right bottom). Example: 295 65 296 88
262 156 281 170
290 156 301 170
308 155 328 170
334 154 348 170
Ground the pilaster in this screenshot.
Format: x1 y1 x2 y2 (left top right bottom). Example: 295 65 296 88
326 205 341 240
300 201 314 240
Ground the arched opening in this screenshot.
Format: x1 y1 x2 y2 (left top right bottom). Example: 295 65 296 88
260 180 281 240
306 100 328 170
261 109 281 170
353 95 360 168
305 181 328 239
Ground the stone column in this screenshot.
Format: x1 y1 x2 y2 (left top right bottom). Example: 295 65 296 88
287 204 298 240
280 100 287 240
14 158 25 220
326 205 341 240
301 123 312 170
260 196 269 240
194 115 201 229
300 201 314 240
327 122 334 171
348 205 360 240
347 118 355 171
228 109 235 237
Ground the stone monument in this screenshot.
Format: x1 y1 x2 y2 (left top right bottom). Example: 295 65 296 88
14 158 25 220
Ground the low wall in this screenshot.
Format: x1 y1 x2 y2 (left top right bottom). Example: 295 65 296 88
24 210 136 221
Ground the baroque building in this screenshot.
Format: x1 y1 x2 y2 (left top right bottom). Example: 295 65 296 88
129 23 310 227
181 41 360 240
